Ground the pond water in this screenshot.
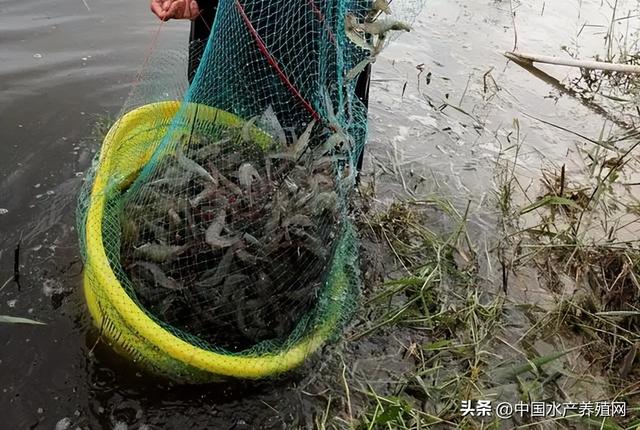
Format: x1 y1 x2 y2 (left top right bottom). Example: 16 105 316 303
1 0 637 428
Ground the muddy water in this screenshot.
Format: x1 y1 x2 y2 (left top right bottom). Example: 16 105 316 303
0 0 637 428
369 0 639 195
367 0 640 267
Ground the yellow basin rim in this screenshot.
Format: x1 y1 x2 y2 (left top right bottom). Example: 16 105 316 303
84 101 347 379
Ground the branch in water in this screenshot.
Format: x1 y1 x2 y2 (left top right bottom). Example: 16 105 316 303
504 51 640 74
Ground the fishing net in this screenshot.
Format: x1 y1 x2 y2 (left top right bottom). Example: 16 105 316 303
77 0 424 382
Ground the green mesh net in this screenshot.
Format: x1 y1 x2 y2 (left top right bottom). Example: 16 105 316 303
77 0 424 381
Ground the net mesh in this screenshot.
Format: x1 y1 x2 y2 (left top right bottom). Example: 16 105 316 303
77 0 424 379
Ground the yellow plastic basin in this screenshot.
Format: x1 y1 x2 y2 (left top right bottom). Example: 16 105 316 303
83 101 350 382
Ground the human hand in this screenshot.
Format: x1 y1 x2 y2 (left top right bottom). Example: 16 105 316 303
150 0 200 21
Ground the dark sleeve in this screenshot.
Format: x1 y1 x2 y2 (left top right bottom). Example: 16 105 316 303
188 0 219 82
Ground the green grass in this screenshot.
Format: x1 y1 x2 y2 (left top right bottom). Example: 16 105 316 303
313 2 640 426
306 112 639 428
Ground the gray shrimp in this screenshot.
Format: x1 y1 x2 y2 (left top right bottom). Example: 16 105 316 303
238 163 262 190
134 243 188 263
205 210 239 249
129 261 185 291
176 144 217 184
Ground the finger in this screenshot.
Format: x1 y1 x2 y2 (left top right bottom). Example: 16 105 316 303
188 1 200 19
162 0 171 11
150 1 166 20
166 0 183 19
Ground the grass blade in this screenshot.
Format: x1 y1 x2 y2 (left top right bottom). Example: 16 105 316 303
0 315 46 325
520 196 583 215
493 347 580 379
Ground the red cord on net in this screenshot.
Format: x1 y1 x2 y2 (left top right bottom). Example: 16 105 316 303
307 0 337 45
235 0 323 123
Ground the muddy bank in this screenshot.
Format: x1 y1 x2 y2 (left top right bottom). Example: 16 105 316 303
2 0 639 428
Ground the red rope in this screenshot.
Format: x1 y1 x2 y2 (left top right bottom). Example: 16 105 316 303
235 0 322 123
128 22 164 99
307 0 336 45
